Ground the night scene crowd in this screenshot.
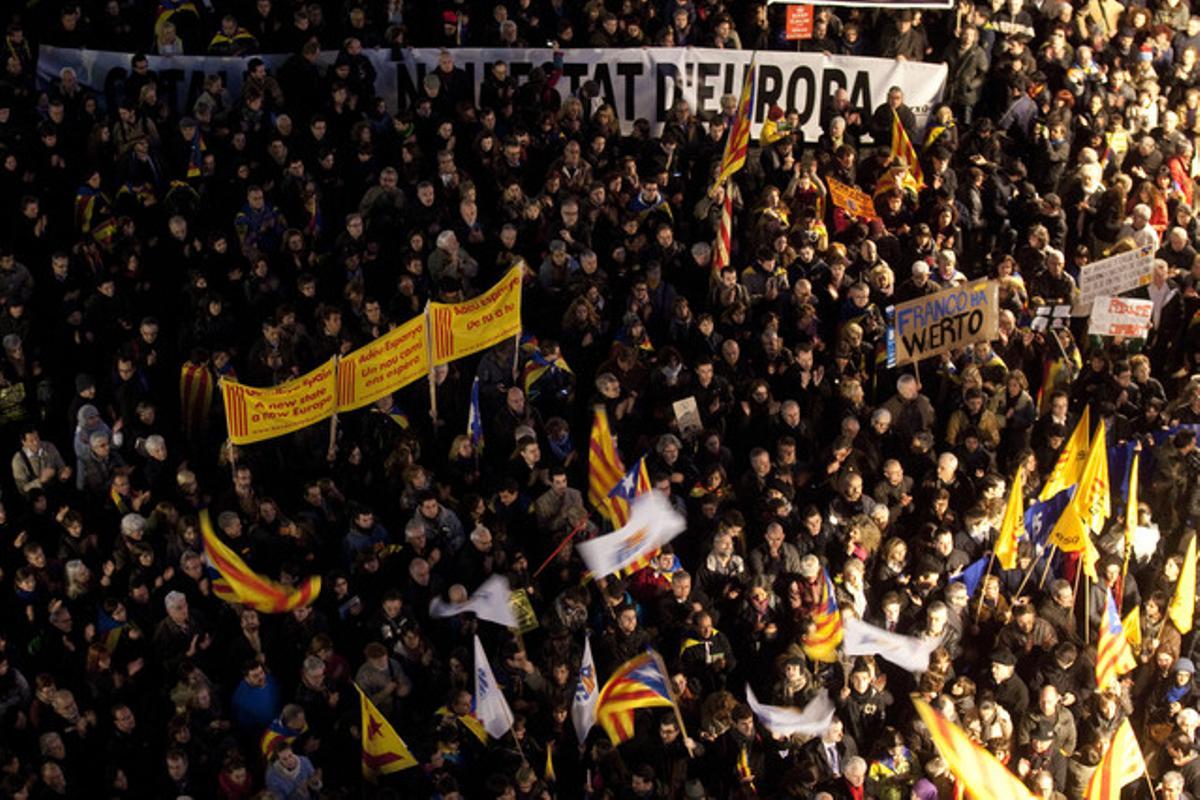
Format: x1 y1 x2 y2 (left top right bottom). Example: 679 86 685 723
13 0 1200 799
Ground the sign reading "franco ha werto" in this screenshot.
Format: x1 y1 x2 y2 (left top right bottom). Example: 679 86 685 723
887 280 999 367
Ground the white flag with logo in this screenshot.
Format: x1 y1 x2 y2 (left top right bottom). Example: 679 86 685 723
745 685 835 738
430 574 518 628
577 492 686 578
572 636 599 744
842 616 939 673
473 635 514 738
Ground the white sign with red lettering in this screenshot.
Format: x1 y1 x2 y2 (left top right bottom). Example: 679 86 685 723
1087 296 1153 338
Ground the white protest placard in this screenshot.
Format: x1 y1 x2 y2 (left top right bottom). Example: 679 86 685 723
1075 244 1155 314
1088 296 1154 338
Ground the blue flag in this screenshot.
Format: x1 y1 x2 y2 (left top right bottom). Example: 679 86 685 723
952 555 990 597
467 377 484 453
1025 487 1073 547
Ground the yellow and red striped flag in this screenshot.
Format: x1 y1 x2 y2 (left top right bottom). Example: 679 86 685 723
200 511 320 613
714 59 756 186
357 684 418 779
912 695 1034 800
802 571 843 663
1085 718 1146 800
588 406 626 526
889 109 925 189
595 651 676 744
712 183 734 275
994 466 1025 570
1095 589 1137 690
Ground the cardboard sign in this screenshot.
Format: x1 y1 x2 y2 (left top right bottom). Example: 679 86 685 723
673 397 703 437
887 280 999 366
1088 296 1153 338
785 5 814 39
828 177 879 220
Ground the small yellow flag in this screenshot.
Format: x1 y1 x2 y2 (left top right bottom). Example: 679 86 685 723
1169 535 1197 635
995 466 1025 570
1041 406 1089 501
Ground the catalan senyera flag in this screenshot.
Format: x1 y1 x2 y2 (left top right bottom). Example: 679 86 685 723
200 510 320 613
889 109 925 189
803 571 843 663
357 684 417 779
1048 418 1108 579
1169 534 1197 635
995 466 1025 570
1085 718 1146 800
179 359 214 437
1095 589 1137 690
588 406 626 526
1041 407 1089 500
595 651 676 744
912 695 1035 800
714 59 756 186
712 183 734 275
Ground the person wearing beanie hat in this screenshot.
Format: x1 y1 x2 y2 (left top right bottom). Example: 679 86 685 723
985 646 1030 719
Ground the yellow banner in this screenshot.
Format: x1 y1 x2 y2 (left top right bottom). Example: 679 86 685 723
429 266 523 364
828 177 879 220
337 316 428 411
221 359 338 444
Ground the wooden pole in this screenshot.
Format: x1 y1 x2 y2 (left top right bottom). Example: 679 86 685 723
1013 548 1045 600
1071 559 1084 640
326 355 340 463
1083 570 1090 645
975 552 996 620
425 304 439 427
651 650 696 758
512 331 521 382
1037 544 1059 590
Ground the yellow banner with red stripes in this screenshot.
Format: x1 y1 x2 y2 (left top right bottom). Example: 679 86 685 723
336 315 428 412
221 358 339 444
429 266 523 365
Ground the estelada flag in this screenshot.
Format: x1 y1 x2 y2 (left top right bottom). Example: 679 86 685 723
357 684 418 779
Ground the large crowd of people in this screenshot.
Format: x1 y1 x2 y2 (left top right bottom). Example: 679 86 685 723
7 0 1200 799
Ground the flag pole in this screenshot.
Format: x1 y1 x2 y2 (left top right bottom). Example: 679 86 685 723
425 303 439 427
512 330 521 382
650 650 696 758
327 355 340 464
1013 546 1046 600
974 551 995 620
1084 570 1090 645
1037 544 1059 589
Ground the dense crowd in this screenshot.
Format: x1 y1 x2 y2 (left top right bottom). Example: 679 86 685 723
10 0 1200 799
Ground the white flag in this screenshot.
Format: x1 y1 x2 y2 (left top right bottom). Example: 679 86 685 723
842 616 939 673
577 492 686 578
473 635 514 739
430 574 518 628
745 685 835 738
572 636 599 744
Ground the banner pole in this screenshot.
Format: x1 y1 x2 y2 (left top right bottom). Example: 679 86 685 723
512 331 521 383
327 355 340 463
425 303 438 427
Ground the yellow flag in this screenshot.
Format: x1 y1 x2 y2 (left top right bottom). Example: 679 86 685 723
1047 419 1109 579
1125 452 1139 554
912 695 1034 800
1040 406 1090 500
1085 718 1146 800
1169 534 1197 635
995 467 1025 570
357 685 418 779
1123 607 1141 649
